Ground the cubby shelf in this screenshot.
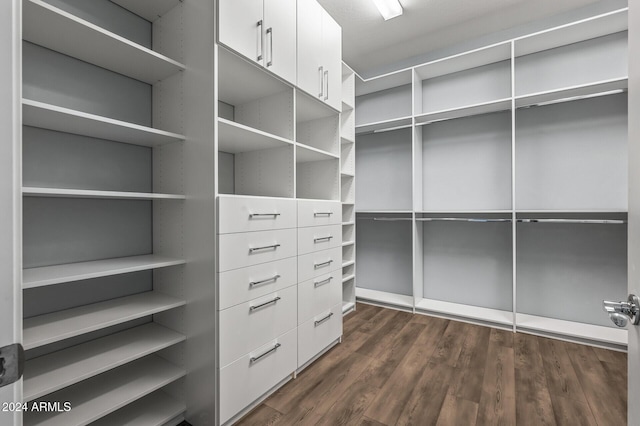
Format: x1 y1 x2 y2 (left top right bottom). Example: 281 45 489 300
23 292 185 350
355 287 413 309
516 313 627 346
343 221 355 226
515 77 628 108
341 136 355 145
23 0 185 84
296 145 339 162
342 241 355 247
22 187 185 201
23 100 185 147
23 356 186 426
110 0 181 22
342 301 355 314
342 101 354 111
415 299 513 327
24 323 185 401
341 171 355 178
342 274 355 283
90 391 186 426
342 260 355 268
218 118 294 153
23 255 185 288
355 116 412 135
415 98 511 125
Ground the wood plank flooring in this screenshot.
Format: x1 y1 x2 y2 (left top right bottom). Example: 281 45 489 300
236 303 627 426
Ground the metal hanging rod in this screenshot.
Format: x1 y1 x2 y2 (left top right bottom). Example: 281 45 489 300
517 219 627 225
416 218 512 223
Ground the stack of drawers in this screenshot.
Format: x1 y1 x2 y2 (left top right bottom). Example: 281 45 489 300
217 196 343 424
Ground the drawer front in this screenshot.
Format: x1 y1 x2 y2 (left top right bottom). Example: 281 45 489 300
297 224 342 255
218 196 297 234
298 270 341 325
218 228 297 272
219 257 297 310
219 285 297 367
298 304 342 368
298 247 342 282
220 328 297 425
298 200 341 228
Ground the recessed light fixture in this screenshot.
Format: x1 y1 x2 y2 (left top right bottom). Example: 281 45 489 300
372 0 403 20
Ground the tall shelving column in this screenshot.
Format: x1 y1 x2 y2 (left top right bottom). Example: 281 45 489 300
341 63 356 314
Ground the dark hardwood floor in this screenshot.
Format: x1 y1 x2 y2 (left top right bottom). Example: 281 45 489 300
236 303 627 425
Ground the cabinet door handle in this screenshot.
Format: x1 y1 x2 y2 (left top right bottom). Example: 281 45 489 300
250 274 281 287
249 243 280 253
250 343 281 364
314 312 334 326
318 66 324 97
249 296 281 311
324 70 329 101
249 213 281 218
314 260 333 269
266 27 273 67
314 276 333 287
314 212 333 217
257 20 263 61
314 236 333 243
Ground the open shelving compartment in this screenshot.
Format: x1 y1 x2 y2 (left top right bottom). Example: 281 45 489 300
217 46 295 198
21 0 193 424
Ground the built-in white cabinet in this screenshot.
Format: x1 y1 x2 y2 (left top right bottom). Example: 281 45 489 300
219 0 297 85
297 0 342 110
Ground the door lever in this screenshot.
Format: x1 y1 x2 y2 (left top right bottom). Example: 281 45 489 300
603 294 640 327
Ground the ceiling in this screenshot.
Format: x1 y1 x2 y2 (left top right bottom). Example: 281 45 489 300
317 0 605 76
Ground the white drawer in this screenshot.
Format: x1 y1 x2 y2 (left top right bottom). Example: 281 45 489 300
220 328 297 425
298 303 342 368
218 196 297 234
297 224 342 255
297 200 341 228
298 270 341 325
218 228 297 272
298 247 342 282
219 257 297 310
219 285 297 368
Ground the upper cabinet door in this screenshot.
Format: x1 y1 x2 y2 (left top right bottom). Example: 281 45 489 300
219 0 264 65
322 11 342 111
297 0 324 99
264 0 297 85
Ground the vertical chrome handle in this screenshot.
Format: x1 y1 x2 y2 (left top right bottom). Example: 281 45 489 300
324 70 329 101
318 66 324 97
266 27 273 67
257 20 263 61
250 343 281 364
314 312 334 326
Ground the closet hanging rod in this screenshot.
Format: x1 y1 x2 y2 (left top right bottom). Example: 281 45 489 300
517 219 626 224
416 218 512 223
358 217 413 221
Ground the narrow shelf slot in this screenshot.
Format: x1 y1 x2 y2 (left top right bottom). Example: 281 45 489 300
23 100 185 147
22 187 185 201
416 98 511 125
516 313 627 346
415 298 513 326
90 391 186 426
24 292 185 350
218 118 294 153
23 0 185 84
515 78 628 108
24 323 185 401
23 356 185 426
23 255 185 288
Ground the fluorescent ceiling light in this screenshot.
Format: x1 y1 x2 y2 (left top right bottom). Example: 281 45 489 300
372 0 403 20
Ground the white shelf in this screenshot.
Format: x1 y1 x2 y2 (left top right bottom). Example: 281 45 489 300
341 136 355 145
296 145 339 163
341 171 355 178
515 78 628 108
23 356 185 426
23 292 185 350
23 187 185 201
297 90 338 122
342 301 355 314
516 209 628 214
356 69 413 96
23 100 185 147
110 0 181 22
218 118 294 153
357 210 413 214
516 313 627 346
514 8 628 57
342 241 355 247
355 287 414 309
415 298 513 326
415 98 511 125
24 323 185 401
342 274 355 283
419 210 512 214
23 0 185 84
343 221 355 226
342 100 354 111
415 42 512 80
355 116 412 135
90 391 186 426
342 261 355 268
23 255 185 288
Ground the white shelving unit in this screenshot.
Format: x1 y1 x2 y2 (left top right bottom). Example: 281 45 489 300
353 8 629 349
22 187 185 200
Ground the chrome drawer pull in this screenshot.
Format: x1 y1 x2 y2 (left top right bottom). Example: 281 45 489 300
314 212 333 217
314 312 334 326
314 236 333 243
314 260 333 269
250 274 281 287
249 244 280 253
314 277 333 287
250 343 281 364
249 296 281 311
249 213 281 218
